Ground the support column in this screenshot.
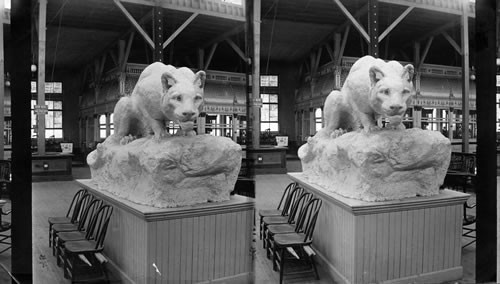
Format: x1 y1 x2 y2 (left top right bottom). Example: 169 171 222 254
251 0 261 148
85 116 91 144
448 108 454 140
460 0 469 152
153 6 164 62
0 0 4 160
37 0 47 154
368 0 379 58
232 115 239 142
197 112 206 135
475 0 497 281
93 115 99 142
413 106 422 129
106 113 111 137
309 108 316 135
10 0 33 279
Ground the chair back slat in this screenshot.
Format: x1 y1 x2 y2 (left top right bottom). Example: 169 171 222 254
85 205 113 249
78 199 103 232
66 189 87 219
292 198 322 242
276 182 297 211
0 160 10 182
281 185 304 216
286 192 313 224
71 193 93 223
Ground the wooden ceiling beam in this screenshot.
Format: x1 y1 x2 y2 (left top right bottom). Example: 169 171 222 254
120 0 245 22
113 0 154 49
204 43 218 70
414 19 458 43
378 6 414 42
441 31 462 55
162 12 199 49
202 24 245 49
225 38 248 63
332 0 369 42
378 0 474 18
419 36 433 67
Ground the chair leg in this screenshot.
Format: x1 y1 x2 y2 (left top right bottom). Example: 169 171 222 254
310 254 319 280
279 248 286 284
48 225 51 247
259 217 263 240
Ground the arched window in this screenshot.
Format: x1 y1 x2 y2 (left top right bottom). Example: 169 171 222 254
315 108 323 131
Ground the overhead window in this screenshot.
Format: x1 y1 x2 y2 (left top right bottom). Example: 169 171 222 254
31 99 63 139
260 94 278 132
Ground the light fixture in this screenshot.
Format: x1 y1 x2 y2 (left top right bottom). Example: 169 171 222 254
31 64 37 73
4 72 10 87
496 58 500 66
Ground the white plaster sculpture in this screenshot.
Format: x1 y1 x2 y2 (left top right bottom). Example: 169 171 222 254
299 56 451 201
112 62 206 144
87 63 242 208
321 55 414 134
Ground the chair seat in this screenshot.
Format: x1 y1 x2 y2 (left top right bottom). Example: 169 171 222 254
263 216 289 225
57 231 87 243
65 240 100 254
53 223 79 232
259 209 282 217
274 232 312 247
267 224 295 235
48 217 72 225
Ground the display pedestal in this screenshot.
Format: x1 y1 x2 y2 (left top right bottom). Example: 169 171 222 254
76 179 254 284
288 173 469 284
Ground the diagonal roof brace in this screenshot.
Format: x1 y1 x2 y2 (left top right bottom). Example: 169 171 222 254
378 6 414 42
332 0 369 43
114 0 154 49
163 13 199 49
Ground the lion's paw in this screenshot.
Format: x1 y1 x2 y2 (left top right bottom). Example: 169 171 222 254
120 134 136 145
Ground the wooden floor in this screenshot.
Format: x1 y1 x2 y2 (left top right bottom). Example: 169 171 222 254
0 162 480 283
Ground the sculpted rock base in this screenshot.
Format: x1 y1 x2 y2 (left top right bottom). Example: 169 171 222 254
298 128 451 201
87 135 242 208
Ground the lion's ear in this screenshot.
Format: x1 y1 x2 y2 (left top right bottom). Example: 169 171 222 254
369 66 385 85
402 64 414 82
194 71 206 89
161 72 177 91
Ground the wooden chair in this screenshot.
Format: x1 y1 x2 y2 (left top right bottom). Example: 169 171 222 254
271 198 322 284
443 152 477 248
0 199 11 254
258 182 298 240
261 190 311 249
54 198 103 265
0 160 11 199
48 189 87 247
265 191 313 259
62 205 113 283
51 193 95 254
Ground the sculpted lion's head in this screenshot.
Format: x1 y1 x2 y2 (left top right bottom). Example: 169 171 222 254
368 62 414 119
161 68 206 130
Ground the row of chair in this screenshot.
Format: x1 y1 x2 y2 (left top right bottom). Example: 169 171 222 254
48 189 113 283
258 182 322 284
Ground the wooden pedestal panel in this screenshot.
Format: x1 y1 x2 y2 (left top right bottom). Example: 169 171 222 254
288 173 469 284
77 179 254 284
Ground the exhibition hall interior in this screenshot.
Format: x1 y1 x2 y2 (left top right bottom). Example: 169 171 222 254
0 0 498 283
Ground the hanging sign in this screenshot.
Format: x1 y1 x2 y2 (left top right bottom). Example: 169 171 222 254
33 104 48 114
